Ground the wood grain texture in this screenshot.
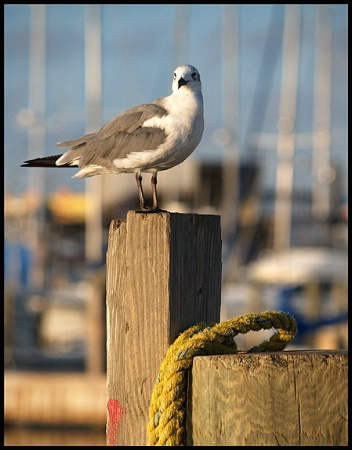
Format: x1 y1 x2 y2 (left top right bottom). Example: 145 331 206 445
187 350 348 446
106 211 222 446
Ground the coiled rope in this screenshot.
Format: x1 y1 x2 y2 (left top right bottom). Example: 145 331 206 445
147 310 297 446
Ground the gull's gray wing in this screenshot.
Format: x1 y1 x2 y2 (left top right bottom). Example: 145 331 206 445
56 102 168 167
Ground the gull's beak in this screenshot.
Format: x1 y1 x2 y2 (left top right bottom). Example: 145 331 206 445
178 77 188 89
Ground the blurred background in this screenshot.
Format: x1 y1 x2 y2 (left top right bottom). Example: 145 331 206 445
4 4 348 446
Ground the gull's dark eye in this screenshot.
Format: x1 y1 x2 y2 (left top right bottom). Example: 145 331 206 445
173 72 177 79
191 72 197 79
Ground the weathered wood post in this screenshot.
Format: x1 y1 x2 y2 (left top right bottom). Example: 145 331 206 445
187 350 348 446
106 211 222 446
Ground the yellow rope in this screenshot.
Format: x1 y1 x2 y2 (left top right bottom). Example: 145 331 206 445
147 310 297 446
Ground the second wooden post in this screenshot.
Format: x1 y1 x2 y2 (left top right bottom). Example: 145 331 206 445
106 211 222 446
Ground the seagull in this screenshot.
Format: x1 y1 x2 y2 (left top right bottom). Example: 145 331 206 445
21 64 204 211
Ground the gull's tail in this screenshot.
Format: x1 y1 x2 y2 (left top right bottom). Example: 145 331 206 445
21 154 77 168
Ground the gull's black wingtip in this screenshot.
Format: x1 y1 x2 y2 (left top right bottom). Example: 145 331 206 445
20 154 67 168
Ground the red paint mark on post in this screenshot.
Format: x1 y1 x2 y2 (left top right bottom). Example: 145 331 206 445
107 398 126 446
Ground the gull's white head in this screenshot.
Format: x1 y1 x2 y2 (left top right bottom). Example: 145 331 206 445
172 65 202 94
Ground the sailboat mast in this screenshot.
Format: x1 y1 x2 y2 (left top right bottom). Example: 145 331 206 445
273 4 301 253
312 5 332 220
84 5 103 264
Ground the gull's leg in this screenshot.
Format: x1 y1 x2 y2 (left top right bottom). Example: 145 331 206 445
136 171 146 210
151 172 159 210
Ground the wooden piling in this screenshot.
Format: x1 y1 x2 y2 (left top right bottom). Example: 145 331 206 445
187 350 348 446
106 211 222 446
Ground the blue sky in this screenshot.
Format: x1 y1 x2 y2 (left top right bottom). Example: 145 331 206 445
4 4 348 198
